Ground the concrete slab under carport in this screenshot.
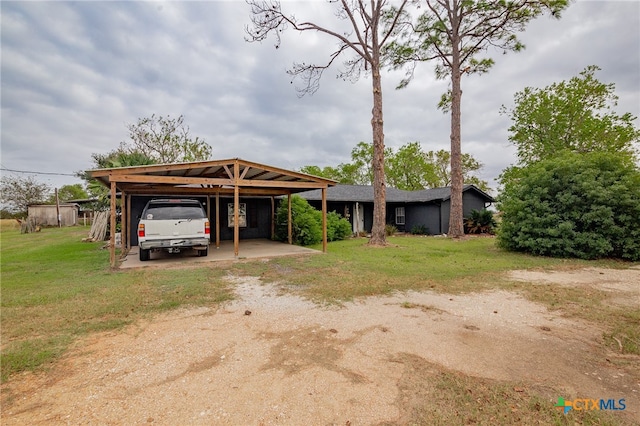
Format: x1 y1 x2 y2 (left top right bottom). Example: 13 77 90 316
119 239 320 269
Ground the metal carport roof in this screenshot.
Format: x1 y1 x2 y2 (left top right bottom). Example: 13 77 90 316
89 158 336 267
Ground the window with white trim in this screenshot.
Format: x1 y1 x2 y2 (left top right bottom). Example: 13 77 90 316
395 206 405 225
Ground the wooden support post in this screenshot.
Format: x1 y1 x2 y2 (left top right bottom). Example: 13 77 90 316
126 194 131 250
270 196 275 239
234 161 240 257
215 192 220 249
287 191 292 245
109 180 116 268
322 187 327 253
121 191 127 251
55 188 61 228
206 195 211 248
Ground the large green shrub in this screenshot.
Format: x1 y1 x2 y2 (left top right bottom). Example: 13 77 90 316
326 211 352 242
275 196 322 246
497 151 640 260
275 196 352 246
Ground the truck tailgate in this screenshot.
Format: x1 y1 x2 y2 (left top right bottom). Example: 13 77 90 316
142 219 207 240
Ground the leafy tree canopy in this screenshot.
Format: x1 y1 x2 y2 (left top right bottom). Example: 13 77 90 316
387 142 438 190
385 0 568 92
90 149 157 170
0 175 51 214
301 141 489 191
501 65 640 166
78 149 157 201
123 114 212 164
422 149 488 192
80 114 208 205
299 164 363 185
47 184 89 203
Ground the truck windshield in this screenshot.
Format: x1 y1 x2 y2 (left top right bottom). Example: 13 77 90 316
144 204 206 220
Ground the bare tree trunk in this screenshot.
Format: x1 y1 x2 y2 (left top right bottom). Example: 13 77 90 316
247 0 409 245
369 48 387 245
448 11 464 238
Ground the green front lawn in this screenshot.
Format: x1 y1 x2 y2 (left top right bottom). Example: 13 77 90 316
0 226 233 382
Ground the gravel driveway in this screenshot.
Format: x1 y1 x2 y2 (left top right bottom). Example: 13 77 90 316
2 268 639 424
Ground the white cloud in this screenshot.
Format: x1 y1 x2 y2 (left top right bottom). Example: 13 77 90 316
1 0 638 191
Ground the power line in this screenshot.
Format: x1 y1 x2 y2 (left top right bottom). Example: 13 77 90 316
0 167 77 177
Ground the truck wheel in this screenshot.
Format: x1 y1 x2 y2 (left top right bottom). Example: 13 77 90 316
139 248 150 261
199 247 208 257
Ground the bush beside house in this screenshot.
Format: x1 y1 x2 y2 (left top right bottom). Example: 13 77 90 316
275 195 352 246
497 152 640 261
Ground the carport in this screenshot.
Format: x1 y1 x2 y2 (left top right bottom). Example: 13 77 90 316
89 158 336 267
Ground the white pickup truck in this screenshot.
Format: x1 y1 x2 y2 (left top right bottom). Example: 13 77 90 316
137 199 210 261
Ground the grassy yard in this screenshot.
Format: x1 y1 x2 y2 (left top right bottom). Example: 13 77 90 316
0 224 233 382
1 224 638 424
236 235 601 300
233 236 639 357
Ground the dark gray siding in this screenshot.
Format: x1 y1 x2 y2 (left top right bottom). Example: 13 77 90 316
328 202 351 218
296 184 493 236
462 191 488 215
218 197 272 240
405 203 441 235
440 200 451 234
439 191 491 234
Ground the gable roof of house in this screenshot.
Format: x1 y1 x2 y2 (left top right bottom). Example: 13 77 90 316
407 185 495 202
297 184 494 203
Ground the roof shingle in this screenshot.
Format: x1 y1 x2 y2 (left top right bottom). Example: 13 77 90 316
296 184 494 203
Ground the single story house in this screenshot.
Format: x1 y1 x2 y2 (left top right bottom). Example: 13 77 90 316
125 184 492 244
296 184 494 235
27 203 80 227
89 158 494 266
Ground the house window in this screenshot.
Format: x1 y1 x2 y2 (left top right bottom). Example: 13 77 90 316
228 203 247 227
395 207 405 225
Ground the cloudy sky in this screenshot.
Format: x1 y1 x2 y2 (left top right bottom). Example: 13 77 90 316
1 0 639 193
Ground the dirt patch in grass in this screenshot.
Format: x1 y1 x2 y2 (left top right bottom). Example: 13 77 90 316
509 266 640 357
2 272 639 425
509 267 640 308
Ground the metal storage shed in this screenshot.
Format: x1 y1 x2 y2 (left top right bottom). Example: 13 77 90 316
27 203 80 227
